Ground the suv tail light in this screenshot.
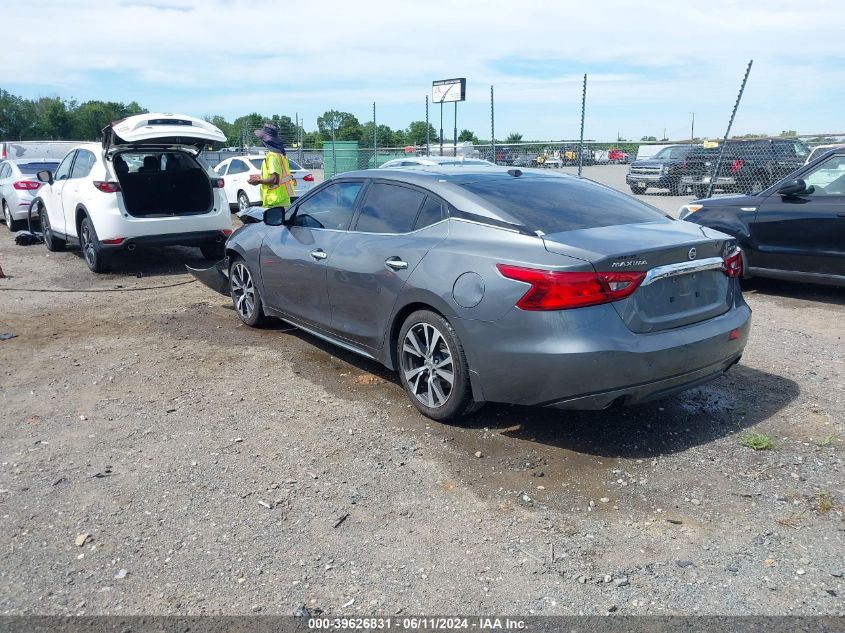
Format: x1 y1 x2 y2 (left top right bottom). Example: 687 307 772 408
211 178 225 188
497 264 645 310
303 174 314 182
93 181 121 193
729 159 744 173
724 248 743 278
12 180 41 191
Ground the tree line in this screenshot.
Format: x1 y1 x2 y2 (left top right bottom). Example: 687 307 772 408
0 90 463 148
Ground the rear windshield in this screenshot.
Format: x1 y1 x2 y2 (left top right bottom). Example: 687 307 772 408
18 162 59 175
249 157 303 170
457 177 668 234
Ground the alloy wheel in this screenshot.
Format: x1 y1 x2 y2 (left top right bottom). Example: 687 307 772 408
238 192 250 213
81 222 96 268
231 261 255 320
400 322 454 409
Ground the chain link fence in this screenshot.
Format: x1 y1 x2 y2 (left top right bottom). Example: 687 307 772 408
200 128 845 199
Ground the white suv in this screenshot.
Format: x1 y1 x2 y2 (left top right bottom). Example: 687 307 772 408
31 113 233 273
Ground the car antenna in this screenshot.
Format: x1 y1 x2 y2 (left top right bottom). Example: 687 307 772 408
507 169 522 177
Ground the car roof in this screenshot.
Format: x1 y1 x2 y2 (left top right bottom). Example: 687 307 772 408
330 166 573 228
7 157 60 164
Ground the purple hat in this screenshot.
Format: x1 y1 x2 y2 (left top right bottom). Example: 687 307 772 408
254 123 286 154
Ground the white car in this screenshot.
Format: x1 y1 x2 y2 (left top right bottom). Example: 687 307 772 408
0 158 60 231
214 154 315 213
30 113 233 273
379 156 496 168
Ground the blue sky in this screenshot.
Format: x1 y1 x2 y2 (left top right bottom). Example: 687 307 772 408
3 0 845 142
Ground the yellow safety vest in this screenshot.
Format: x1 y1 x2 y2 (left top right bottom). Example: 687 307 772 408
260 152 295 207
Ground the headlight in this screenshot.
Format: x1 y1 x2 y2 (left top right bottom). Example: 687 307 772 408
678 204 703 220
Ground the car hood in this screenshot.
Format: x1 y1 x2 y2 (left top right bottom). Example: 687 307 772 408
692 193 766 206
102 113 226 154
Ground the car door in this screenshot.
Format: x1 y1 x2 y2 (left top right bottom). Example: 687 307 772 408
749 153 845 276
259 180 364 330
326 183 449 351
0 162 11 208
225 159 253 202
41 150 76 236
62 149 97 238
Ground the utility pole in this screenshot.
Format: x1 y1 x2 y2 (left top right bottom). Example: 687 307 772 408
691 112 695 141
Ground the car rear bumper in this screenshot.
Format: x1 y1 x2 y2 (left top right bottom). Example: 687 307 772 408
101 230 230 250
681 175 737 187
457 300 751 409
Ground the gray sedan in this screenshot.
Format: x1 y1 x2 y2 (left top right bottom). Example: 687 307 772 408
196 167 750 421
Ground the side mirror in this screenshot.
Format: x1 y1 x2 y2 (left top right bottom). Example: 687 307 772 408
263 207 285 226
776 178 808 197
37 170 53 185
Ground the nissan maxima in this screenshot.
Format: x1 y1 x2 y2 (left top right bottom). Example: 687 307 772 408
194 167 750 421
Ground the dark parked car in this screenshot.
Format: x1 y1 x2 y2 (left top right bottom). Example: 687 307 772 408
193 167 750 421
680 149 845 286
680 138 810 198
627 144 696 195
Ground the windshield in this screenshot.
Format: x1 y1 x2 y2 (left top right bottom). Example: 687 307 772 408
18 161 60 175
457 176 668 234
653 147 688 159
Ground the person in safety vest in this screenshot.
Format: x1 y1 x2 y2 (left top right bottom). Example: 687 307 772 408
248 123 295 209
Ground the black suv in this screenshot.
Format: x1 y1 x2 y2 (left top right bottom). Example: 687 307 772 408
681 138 810 198
626 144 695 195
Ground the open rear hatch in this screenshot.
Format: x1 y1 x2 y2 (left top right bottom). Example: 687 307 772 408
542 222 736 333
103 113 226 155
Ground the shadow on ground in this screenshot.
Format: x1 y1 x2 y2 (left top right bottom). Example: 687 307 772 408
266 325 799 460
742 277 845 307
68 244 217 279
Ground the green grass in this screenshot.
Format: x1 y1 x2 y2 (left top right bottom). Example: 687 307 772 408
742 432 774 450
818 491 833 514
815 433 838 447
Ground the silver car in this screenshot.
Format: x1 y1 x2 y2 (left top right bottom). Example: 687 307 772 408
0 158 60 231
380 156 496 168
194 167 750 421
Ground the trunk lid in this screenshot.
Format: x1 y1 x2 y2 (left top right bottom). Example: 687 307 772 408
542 221 734 333
103 113 226 155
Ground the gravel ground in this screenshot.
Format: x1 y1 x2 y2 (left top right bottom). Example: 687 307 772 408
0 170 843 616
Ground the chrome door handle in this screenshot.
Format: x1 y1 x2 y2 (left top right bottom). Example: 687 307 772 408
385 258 409 270
310 249 328 260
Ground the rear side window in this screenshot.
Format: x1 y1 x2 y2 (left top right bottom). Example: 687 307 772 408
0 163 10 179
355 182 426 234
287 158 302 170
228 159 249 174
215 163 229 175
457 177 668 234
416 197 444 230
70 150 96 179
17 162 59 175
249 159 263 170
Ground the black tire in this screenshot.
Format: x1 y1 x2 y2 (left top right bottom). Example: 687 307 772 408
693 185 710 199
200 241 226 261
629 184 646 195
79 216 108 273
397 309 477 422
3 201 21 232
229 257 268 327
40 203 66 252
670 180 685 196
237 190 250 213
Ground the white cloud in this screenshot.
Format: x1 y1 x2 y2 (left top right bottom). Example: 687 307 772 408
2 0 844 138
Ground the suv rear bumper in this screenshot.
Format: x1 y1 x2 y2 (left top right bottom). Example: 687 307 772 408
102 230 229 250
626 173 676 188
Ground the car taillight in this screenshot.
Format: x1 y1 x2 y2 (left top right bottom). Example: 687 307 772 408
303 174 314 182
222 229 233 236
212 178 225 188
93 181 121 193
729 159 744 173
680 160 688 171
101 237 125 245
724 248 743 278
13 180 41 190
496 264 646 310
